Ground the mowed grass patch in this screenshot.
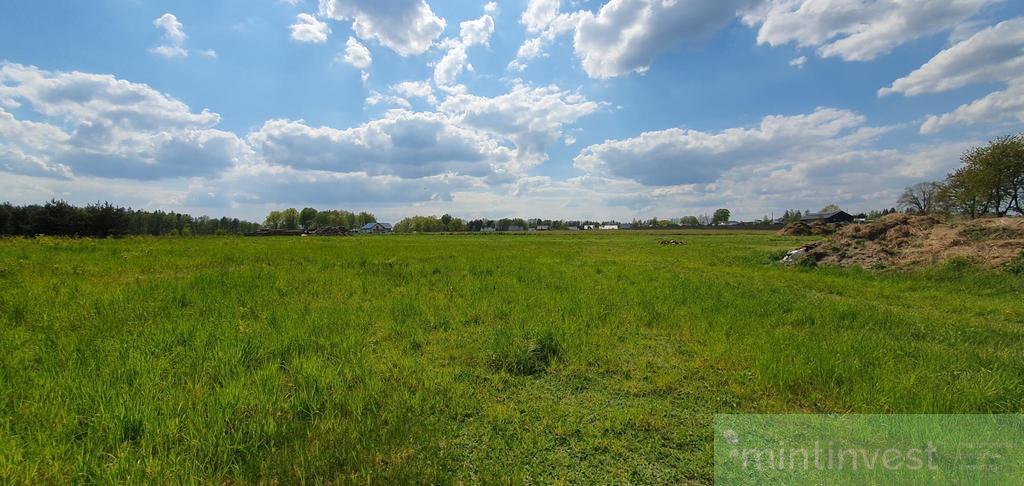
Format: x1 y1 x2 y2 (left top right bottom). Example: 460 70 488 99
1 233 1022 482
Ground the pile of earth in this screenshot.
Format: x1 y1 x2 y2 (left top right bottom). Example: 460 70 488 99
778 221 842 236
786 214 1024 269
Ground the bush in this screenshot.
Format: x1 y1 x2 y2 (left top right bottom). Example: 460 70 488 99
488 326 561 376
1006 251 1024 275
943 256 976 273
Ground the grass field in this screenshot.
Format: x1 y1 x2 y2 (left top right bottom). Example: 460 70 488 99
2 232 1023 483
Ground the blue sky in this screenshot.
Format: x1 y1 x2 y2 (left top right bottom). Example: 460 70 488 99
1 0 1022 222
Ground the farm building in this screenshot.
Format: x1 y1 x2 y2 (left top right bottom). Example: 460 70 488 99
600 225 619 230
535 225 550 231
801 211 854 224
360 222 393 234
508 225 525 231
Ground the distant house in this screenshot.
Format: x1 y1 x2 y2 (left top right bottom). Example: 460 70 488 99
583 225 596 230
360 222 393 233
620 223 633 229
535 225 550 231
508 225 525 231
600 225 619 230
801 211 853 224
567 226 579 231
480 227 496 233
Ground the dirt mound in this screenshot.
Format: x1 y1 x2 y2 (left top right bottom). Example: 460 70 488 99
792 214 1024 269
778 221 842 236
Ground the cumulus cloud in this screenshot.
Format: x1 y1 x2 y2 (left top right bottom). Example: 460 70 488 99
207 165 473 207
150 13 189 58
573 108 868 185
340 36 373 69
877 18 1024 133
390 80 438 104
247 110 517 179
439 82 602 168
742 0 999 61
319 0 446 56
510 0 756 78
290 13 331 43
574 0 755 78
920 81 1024 134
508 0 581 71
154 13 187 45
881 17 1024 96
434 13 495 86
0 63 249 180
790 56 807 68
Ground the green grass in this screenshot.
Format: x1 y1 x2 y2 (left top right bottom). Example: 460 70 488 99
1 232 1022 483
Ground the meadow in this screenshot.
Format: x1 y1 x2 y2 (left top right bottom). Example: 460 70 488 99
1 231 1022 483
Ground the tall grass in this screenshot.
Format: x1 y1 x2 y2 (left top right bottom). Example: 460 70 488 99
1 233 1022 482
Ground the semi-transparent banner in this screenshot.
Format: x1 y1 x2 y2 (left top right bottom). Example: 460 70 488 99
715 414 1024 484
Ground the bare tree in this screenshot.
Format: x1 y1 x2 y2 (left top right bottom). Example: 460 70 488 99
898 182 941 214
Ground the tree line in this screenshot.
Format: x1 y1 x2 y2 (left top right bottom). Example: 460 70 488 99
0 200 260 237
261 208 376 230
899 134 1024 217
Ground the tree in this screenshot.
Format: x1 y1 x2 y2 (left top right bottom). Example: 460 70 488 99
712 209 731 225
441 213 452 227
264 210 283 229
299 207 318 230
819 203 842 213
897 182 941 214
281 208 300 229
943 135 1024 217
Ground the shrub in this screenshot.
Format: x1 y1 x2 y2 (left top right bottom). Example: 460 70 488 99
1006 251 1024 275
943 256 976 273
796 254 818 269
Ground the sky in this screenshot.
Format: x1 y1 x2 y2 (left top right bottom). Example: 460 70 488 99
1 0 1022 223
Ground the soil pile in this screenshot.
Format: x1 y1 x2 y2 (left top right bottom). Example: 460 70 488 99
778 221 842 236
794 214 1024 269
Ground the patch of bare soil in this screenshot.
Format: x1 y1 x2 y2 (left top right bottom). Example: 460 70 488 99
792 214 1024 269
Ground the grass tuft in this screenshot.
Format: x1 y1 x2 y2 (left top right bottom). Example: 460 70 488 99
487 326 561 376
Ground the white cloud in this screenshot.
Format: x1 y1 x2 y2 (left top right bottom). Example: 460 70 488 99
247 110 517 179
149 45 189 59
789 56 807 68
484 2 499 15
877 18 1024 134
290 13 331 43
742 0 999 62
510 0 755 78
522 0 561 34
434 14 495 86
920 81 1024 134
366 90 412 109
151 13 189 58
319 0 446 56
390 80 437 104
154 13 187 45
508 0 581 71
341 36 373 69
0 63 249 180
574 0 755 78
439 82 602 168
198 49 218 58
880 18 1024 96
573 108 868 185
